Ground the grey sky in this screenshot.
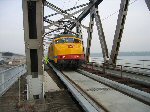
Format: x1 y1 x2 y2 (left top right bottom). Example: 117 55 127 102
0 0 150 55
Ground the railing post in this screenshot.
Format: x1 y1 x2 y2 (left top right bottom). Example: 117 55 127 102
120 65 123 78
18 77 21 105
2 73 5 91
103 63 105 75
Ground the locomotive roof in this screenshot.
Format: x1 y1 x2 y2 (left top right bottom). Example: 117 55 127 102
54 34 79 39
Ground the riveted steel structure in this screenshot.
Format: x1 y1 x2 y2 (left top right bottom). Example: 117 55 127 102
109 0 130 65
22 0 150 99
145 0 150 11
85 5 109 63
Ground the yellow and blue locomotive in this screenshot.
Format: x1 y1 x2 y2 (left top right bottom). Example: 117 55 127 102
48 34 85 69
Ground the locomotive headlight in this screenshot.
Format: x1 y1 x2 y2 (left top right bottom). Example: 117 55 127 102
62 55 66 58
68 45 73 48
76 55 79 58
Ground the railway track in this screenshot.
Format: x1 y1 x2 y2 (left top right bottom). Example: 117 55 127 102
49 62 150 112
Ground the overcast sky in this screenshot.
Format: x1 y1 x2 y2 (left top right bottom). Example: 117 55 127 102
0 0 150 55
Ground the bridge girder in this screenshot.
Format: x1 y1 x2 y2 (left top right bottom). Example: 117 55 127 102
109 0 130 65
85 5 109 63
69 0 103 30
43 1 89 36
145 0 150 11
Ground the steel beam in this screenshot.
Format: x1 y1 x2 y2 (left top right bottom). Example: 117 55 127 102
44 3 89 19
145 0 150 11
95 8 109 62
76 23 85 58
86 8 94 62
85 5 108 63
22 0 44 100
109 0 130 65
44 5 88 30
76 22 83 38
69 0 103 30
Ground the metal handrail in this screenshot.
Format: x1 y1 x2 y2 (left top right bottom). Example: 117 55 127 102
0 64 26 96
0 63 26 74
0 69 24 87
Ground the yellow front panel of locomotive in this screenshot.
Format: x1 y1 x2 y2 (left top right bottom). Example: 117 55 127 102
53 37 84 62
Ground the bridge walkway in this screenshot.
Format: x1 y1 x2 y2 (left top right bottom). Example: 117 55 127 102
0 66 83 112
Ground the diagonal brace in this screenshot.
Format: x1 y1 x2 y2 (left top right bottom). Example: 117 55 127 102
44 6 88 30
95 8 109 62
145 0 150 11
109 0 130 65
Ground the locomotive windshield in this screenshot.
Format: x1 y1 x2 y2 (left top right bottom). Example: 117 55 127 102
55 37 81 44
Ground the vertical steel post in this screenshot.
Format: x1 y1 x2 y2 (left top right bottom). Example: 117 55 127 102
103 63 105 75
86 8 94 62
109 0 130 65
2 73 4 90
76 22 85 59
76 22 83 39
120 65 123 78
22 0 44 100
18 77 20 105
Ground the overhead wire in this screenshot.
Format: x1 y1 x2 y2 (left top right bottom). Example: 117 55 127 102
102 0 138 21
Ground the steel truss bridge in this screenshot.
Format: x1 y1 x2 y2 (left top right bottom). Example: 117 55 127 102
5 0 149 100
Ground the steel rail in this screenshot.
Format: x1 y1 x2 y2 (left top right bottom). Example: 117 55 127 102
78 69 150 105
61 71 108 112
48 62 105 112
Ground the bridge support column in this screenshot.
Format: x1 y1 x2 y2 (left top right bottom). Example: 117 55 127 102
22 0 44 100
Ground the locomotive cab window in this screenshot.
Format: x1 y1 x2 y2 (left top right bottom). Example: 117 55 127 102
74 39 81 43
55 37 81 44
55 39 65 44
66 38 74 43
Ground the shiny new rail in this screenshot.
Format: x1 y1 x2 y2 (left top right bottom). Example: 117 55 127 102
48 62 150 112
